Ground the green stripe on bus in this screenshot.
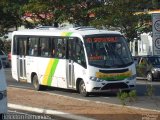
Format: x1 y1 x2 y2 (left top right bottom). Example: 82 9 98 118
66 32 73 36
61 32 73 36
47 59 59 86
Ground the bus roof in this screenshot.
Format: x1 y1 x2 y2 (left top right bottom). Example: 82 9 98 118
12 27 122 37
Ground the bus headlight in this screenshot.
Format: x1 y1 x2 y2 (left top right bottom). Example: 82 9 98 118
127 74 136 80
0 90 7 100
90 76 103 82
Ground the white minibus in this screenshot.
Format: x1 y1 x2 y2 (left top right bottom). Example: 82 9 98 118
11 27 136 96
0 59 7 118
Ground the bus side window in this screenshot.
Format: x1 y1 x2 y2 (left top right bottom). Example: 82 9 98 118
78 47 86 67
75 40 86 68
57 43 62 58
40 37 51 57
18 37 28 56
56 38 66 59
50 38 56 57
13 36 18 55
28 39 32 55
29 37 39 56
31 44 38 56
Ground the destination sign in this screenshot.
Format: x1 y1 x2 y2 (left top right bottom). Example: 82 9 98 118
89 56 103 60
86 37 117 43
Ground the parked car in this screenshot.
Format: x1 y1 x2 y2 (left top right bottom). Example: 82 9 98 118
0 50 10 68
0 59 7 117
135 55 160 81
133 56 139 66
8 52 11 62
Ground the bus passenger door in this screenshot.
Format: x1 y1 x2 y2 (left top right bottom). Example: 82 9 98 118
67 39 75 88
18 38 27 80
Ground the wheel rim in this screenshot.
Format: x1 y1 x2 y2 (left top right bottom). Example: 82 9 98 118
33 76 38 89
80 81 86 94
33 80 38 88
147 73 152 81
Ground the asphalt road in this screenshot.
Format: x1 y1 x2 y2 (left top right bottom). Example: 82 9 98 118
5 68 160 111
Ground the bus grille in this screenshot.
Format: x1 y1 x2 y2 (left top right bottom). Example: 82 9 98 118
101 82 128 90
99 69 129 73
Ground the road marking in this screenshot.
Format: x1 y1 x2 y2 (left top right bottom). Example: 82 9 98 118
102 97 110 99
8 110 32 115
8 85 34 90
8 110 54 120
8 103 96 120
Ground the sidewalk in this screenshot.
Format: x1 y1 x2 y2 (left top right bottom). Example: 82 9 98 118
8 87 160 120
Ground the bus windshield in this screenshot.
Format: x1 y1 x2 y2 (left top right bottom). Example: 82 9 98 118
84 35 133 68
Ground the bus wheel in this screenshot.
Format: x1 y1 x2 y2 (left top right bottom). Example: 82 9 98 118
33 74 42 91
79 80 89 97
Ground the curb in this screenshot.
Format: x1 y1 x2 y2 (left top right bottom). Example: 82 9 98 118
8 103 96 120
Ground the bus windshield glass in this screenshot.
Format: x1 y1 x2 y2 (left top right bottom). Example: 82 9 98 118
84 35 133 68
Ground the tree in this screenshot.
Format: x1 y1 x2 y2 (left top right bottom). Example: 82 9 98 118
0 0 25 36
22 0 79 27
0 0 152 42
152 0 160 9
0 39 4 51
89 0 152 42
21 0 102 27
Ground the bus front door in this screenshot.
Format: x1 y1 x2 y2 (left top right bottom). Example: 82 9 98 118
18 39 27 80
67 59 75 88
67 40 75 88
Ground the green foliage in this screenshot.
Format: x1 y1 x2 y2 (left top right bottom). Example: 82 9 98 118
117 90 129 105
89 0 152 42
117 90 137 105
146 84 155 97
128 90 137 102
0 39 4 50
152 0 159 9
21 0 79 27
0 0 158 40
0 0 25 35
3 41 11 54
0 39 11 53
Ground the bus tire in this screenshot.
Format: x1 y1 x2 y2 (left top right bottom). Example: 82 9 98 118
32 74 42 91
79 80 89 97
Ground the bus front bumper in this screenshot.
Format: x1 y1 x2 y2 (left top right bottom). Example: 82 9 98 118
85 80 136 93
